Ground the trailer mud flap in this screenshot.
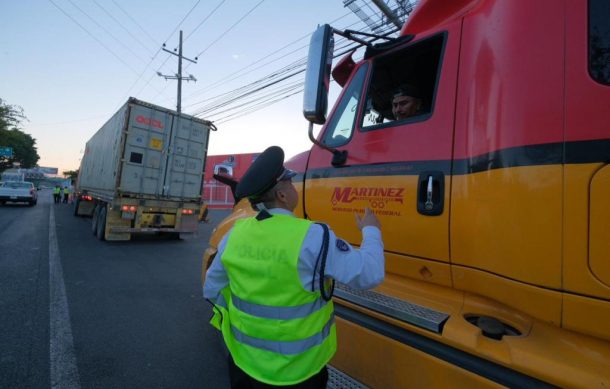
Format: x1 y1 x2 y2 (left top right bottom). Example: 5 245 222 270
105 208 132 241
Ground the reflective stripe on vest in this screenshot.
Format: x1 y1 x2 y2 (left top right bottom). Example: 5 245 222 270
232 292 328 320
231 314 335 355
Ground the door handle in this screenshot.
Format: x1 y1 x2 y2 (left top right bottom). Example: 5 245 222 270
417 172 444 216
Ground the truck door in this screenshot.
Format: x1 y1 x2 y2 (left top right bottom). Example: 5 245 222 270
305 25 460 283
163 116 209 200
562 0 610 339
121 104 173 197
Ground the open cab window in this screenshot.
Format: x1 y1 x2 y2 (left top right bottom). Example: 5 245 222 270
361 34 445 129
320 33 445 148
589 0 610 85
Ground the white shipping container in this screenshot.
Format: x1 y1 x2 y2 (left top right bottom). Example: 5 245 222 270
78 98 211 201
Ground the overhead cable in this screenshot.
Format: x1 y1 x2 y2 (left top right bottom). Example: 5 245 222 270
190 23 399 123
193 0 266 59
184 0 227 41
65 0 148 64
92 0 153 54
48 0 140 75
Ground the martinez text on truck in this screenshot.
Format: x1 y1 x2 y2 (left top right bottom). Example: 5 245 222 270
75 98 215 241
203 0 610 387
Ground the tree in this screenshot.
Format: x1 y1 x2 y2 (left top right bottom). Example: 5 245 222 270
0 98 39 170
63 169 79 181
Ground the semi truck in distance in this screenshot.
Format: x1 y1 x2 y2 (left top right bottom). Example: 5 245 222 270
204 0 610 387
75 98 214 241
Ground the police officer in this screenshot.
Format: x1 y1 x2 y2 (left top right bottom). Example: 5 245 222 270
203 146 385 388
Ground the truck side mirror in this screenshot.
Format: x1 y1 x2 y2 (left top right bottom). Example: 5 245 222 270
303 24 334 125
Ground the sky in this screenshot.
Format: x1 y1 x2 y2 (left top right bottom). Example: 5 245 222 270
0 0 378 174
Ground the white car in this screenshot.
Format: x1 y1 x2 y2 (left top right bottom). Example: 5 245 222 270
0 181 38 206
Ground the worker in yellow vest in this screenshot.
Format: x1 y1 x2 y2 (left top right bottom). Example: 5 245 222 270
204 146 385 388
53 185 61 204
63 186 70 204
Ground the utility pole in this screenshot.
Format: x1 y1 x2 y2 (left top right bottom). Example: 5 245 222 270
157 30 197 114
370 0 403 29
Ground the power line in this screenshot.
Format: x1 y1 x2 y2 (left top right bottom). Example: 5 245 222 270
184 0 227 41
120 0 210 102
205 80 304 119
126 0 226 102
195 77 306 118
92 0 154 55
163 0 202 47
48 0 140 75
181 14 366 107
150 0 266 103
189 23 399 123
65 0 148 64
214 88 304 124
111 0 158 45
185 19 379 114
194 0 266 59
157 31 198 114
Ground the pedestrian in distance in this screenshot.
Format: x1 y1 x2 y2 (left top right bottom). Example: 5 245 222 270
63 186 70 204
53 185 61 204
203 145 385 388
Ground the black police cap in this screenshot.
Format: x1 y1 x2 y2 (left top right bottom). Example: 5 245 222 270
235 146 296 200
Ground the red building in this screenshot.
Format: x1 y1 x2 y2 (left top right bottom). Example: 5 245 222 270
202 152 260 208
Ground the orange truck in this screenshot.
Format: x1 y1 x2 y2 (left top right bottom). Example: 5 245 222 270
204 0 610 386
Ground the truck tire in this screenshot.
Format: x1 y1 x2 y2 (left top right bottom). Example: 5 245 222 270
92 205 99 235
96 206 107 241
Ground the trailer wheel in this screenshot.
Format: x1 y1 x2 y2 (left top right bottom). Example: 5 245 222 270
91 205 99 235
96 206 107 241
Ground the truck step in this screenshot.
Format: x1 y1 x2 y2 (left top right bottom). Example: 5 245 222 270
327 365 367 389
334 283 449 334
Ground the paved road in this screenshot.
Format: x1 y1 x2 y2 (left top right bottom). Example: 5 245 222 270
0 191 231 389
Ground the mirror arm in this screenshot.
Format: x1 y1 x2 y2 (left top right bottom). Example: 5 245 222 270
308 122 348 166
333 28 372 47
333 28 399 47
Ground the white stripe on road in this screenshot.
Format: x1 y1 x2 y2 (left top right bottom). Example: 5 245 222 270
49 205 81 389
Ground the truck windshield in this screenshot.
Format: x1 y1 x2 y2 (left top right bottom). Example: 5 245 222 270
322 63 369 147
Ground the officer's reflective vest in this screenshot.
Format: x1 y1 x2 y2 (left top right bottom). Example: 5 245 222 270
53 187 60 194
214 214 336 385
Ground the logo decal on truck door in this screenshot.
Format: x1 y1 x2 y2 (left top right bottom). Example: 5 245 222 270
331 186 405 216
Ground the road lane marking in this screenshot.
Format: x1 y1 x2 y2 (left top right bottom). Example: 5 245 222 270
49 206 81 389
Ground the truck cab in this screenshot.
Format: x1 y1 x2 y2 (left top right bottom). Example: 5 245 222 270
205 0 610 386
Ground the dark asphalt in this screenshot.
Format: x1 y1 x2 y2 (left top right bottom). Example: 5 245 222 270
1 191 231 389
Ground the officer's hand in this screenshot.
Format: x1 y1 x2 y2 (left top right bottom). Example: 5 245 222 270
355 207 381 230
